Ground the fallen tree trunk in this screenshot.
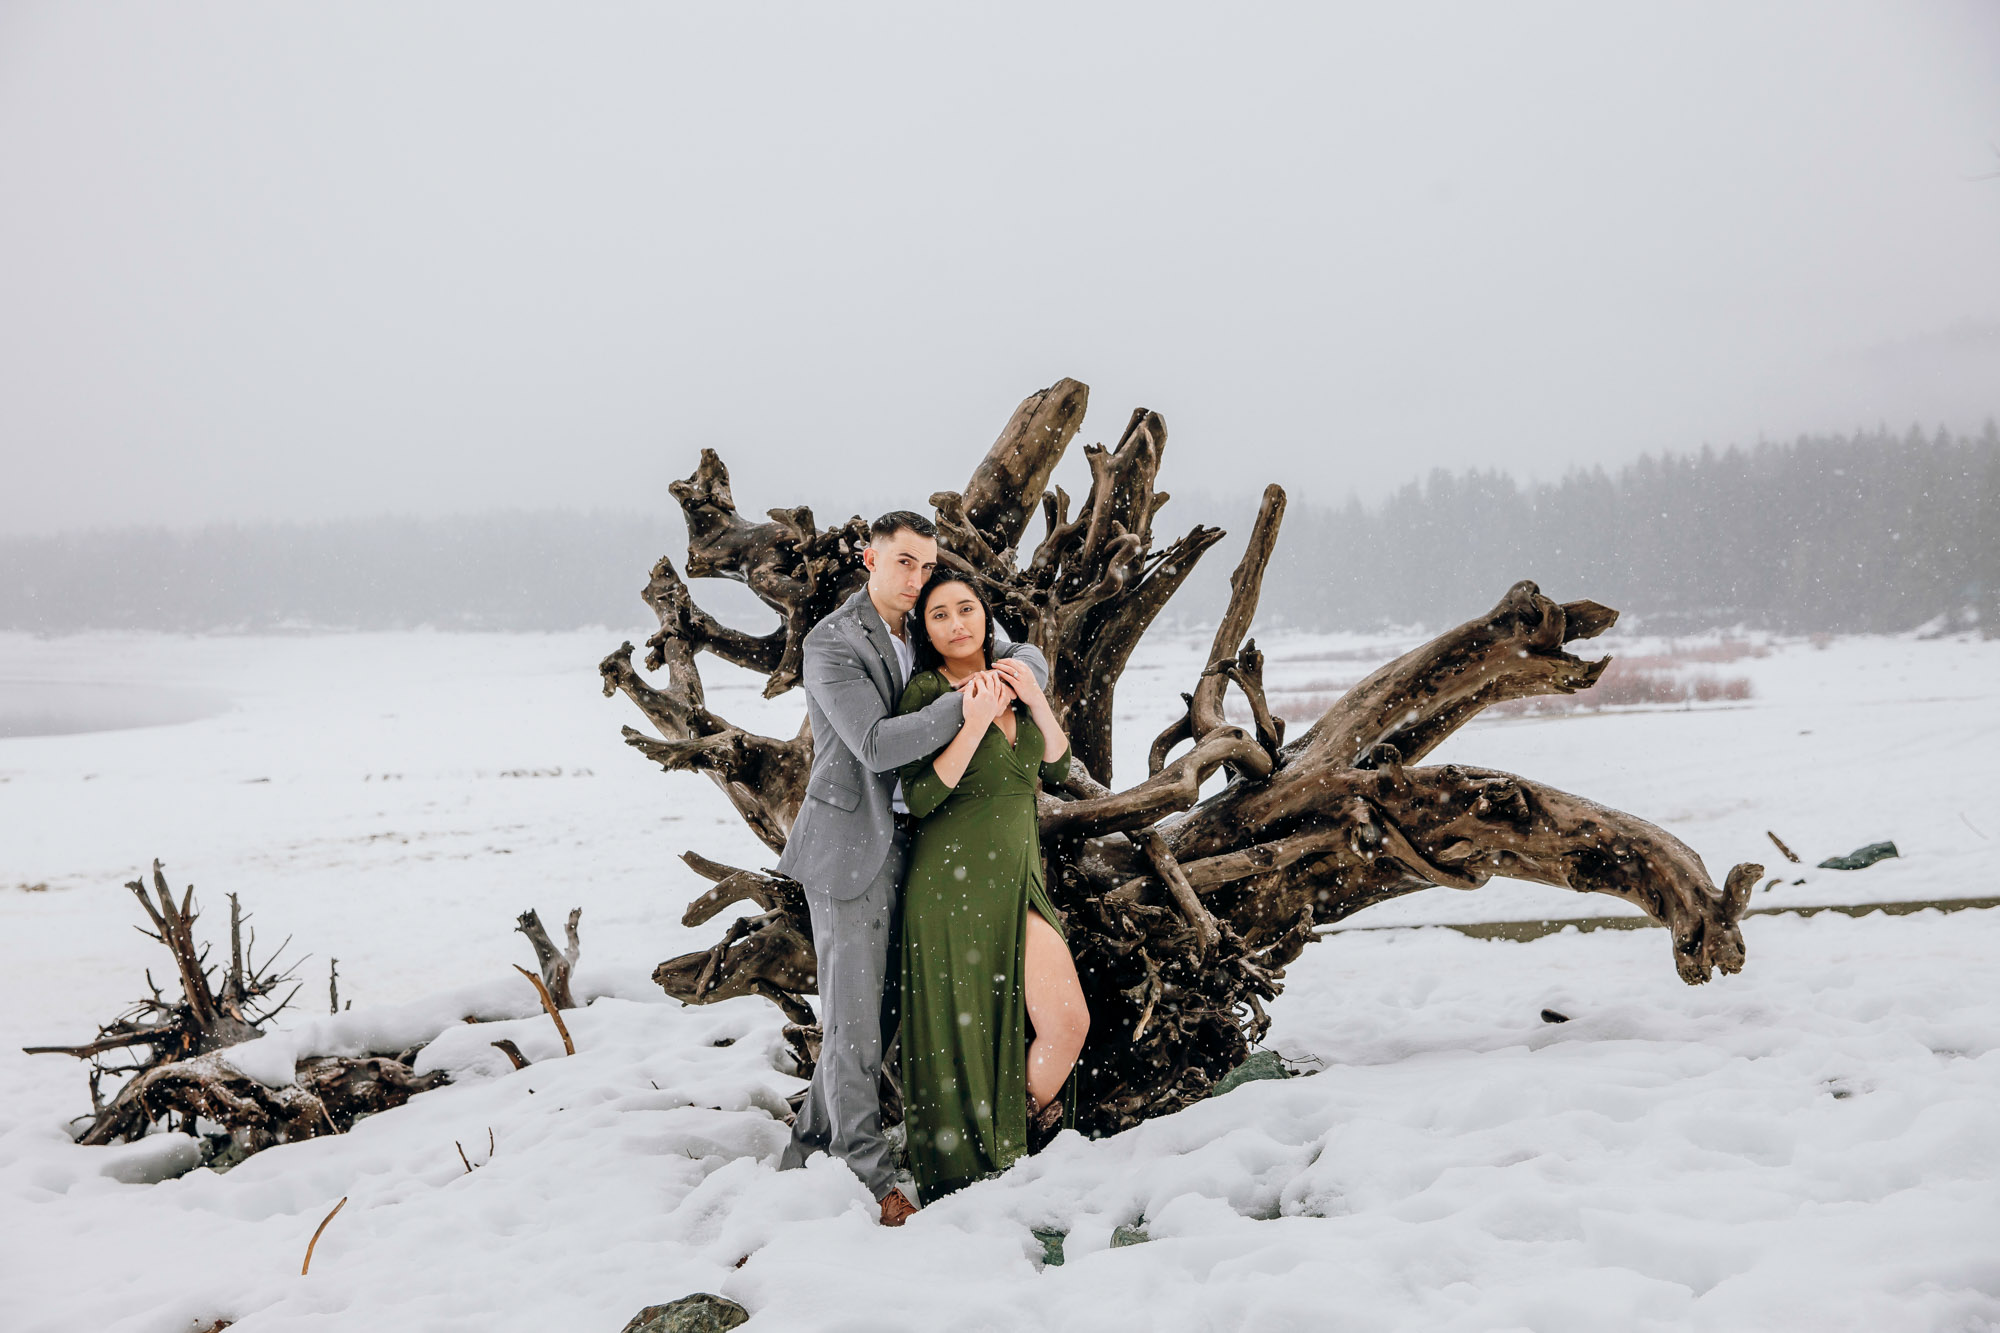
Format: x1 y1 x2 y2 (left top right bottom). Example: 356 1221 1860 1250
608 379 1761 1135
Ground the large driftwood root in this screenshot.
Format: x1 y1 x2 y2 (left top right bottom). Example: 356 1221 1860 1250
608 380 1761 1134
27 862 446 1156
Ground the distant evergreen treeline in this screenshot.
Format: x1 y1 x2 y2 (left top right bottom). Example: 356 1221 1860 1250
1183 422 2000 636
3 425 1995 635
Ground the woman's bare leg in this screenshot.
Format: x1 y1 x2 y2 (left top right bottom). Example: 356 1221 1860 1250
1025 911 1090 1111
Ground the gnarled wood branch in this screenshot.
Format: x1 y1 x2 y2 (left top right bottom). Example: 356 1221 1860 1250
599 641 809 855
1189 485 1287 737
1041 728 1273 840
1290 580 1616 770
957 378 1091 555
669 450 871 697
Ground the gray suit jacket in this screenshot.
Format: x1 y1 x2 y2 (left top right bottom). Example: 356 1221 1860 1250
778 586 1048 901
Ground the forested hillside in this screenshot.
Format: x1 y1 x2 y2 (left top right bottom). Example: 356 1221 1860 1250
0 512 674 634
1192 423 2000 635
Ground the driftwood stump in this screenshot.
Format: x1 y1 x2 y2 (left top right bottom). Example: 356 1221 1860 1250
26 862 445 1155
603 379 1761 1136
516 907 583 1009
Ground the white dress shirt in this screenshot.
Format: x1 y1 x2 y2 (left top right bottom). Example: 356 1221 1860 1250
880 608 918 814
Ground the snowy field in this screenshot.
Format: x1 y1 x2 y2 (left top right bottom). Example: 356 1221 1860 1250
1 622 1997 1332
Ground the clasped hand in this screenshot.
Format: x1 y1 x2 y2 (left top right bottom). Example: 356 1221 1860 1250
954 670 1012 728
954 659 1046 728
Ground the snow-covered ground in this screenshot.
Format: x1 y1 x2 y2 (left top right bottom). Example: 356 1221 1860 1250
2 624 1996 1332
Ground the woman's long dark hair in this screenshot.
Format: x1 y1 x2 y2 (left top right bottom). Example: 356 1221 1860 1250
910 570 997 676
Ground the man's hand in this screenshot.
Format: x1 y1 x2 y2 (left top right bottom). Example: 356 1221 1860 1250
989 657 1046 709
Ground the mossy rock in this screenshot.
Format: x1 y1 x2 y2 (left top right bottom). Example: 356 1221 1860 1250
1208 1049 1290 1098
622 1294 750 1333
1817 841 1898 870
1032 1227 1067 1266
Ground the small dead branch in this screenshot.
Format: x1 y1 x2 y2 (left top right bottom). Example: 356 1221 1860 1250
1766 830 1801 864
490 1039 531 1070
456 1141 475 1173
513 965 576 1055
301 1196 347 1275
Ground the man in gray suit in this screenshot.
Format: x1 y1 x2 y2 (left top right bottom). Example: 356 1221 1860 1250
778 509 1048 1225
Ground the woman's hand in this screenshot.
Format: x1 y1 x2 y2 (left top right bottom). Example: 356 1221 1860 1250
989 657 1046 709
929 673 1007 791
960 673 1007 730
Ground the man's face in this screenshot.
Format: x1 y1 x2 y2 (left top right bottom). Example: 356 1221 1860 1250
863 528 937 616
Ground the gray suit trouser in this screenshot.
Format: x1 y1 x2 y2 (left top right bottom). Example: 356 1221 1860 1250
779 842 903 1198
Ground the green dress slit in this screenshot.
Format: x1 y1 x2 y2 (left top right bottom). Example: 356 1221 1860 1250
896 668 1072 1200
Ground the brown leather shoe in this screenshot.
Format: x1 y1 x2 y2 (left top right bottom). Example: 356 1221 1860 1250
878 1188 918 1227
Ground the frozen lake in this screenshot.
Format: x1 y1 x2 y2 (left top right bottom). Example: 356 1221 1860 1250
0 678 229 739
1 623 1996 1331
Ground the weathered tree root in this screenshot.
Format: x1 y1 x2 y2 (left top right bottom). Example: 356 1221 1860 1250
651 853 817 1027
29 863 446 1156
607 380 1762 1135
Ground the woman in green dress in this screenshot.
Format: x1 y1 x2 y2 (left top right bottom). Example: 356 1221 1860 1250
895 572 1091 1200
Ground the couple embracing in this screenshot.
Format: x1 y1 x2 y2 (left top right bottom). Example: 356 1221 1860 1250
777 510 1090 1224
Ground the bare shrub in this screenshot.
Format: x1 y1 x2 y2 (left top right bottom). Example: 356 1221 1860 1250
1666 638 1769 664
1692 674 1752 702
1489 653 1752 716
1259 691 1348 726
1254 639 1759 727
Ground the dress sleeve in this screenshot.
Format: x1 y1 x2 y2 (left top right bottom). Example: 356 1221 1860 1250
897 672 956 820
1038 745 1071 787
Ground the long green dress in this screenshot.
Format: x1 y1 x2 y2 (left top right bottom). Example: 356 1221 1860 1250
896 668 1072 1200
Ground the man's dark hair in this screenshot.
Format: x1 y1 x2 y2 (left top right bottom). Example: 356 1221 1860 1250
870 510 936 542
911 569 997 675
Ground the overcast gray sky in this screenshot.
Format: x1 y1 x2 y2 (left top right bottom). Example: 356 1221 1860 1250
2 2 1997 536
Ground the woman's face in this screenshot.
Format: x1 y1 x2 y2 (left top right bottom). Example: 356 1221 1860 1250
922 581 986 664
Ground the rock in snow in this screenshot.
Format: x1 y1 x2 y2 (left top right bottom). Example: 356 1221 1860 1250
621 1294 749 1333
1817 840 1900 870
1207 1049 1291 1097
